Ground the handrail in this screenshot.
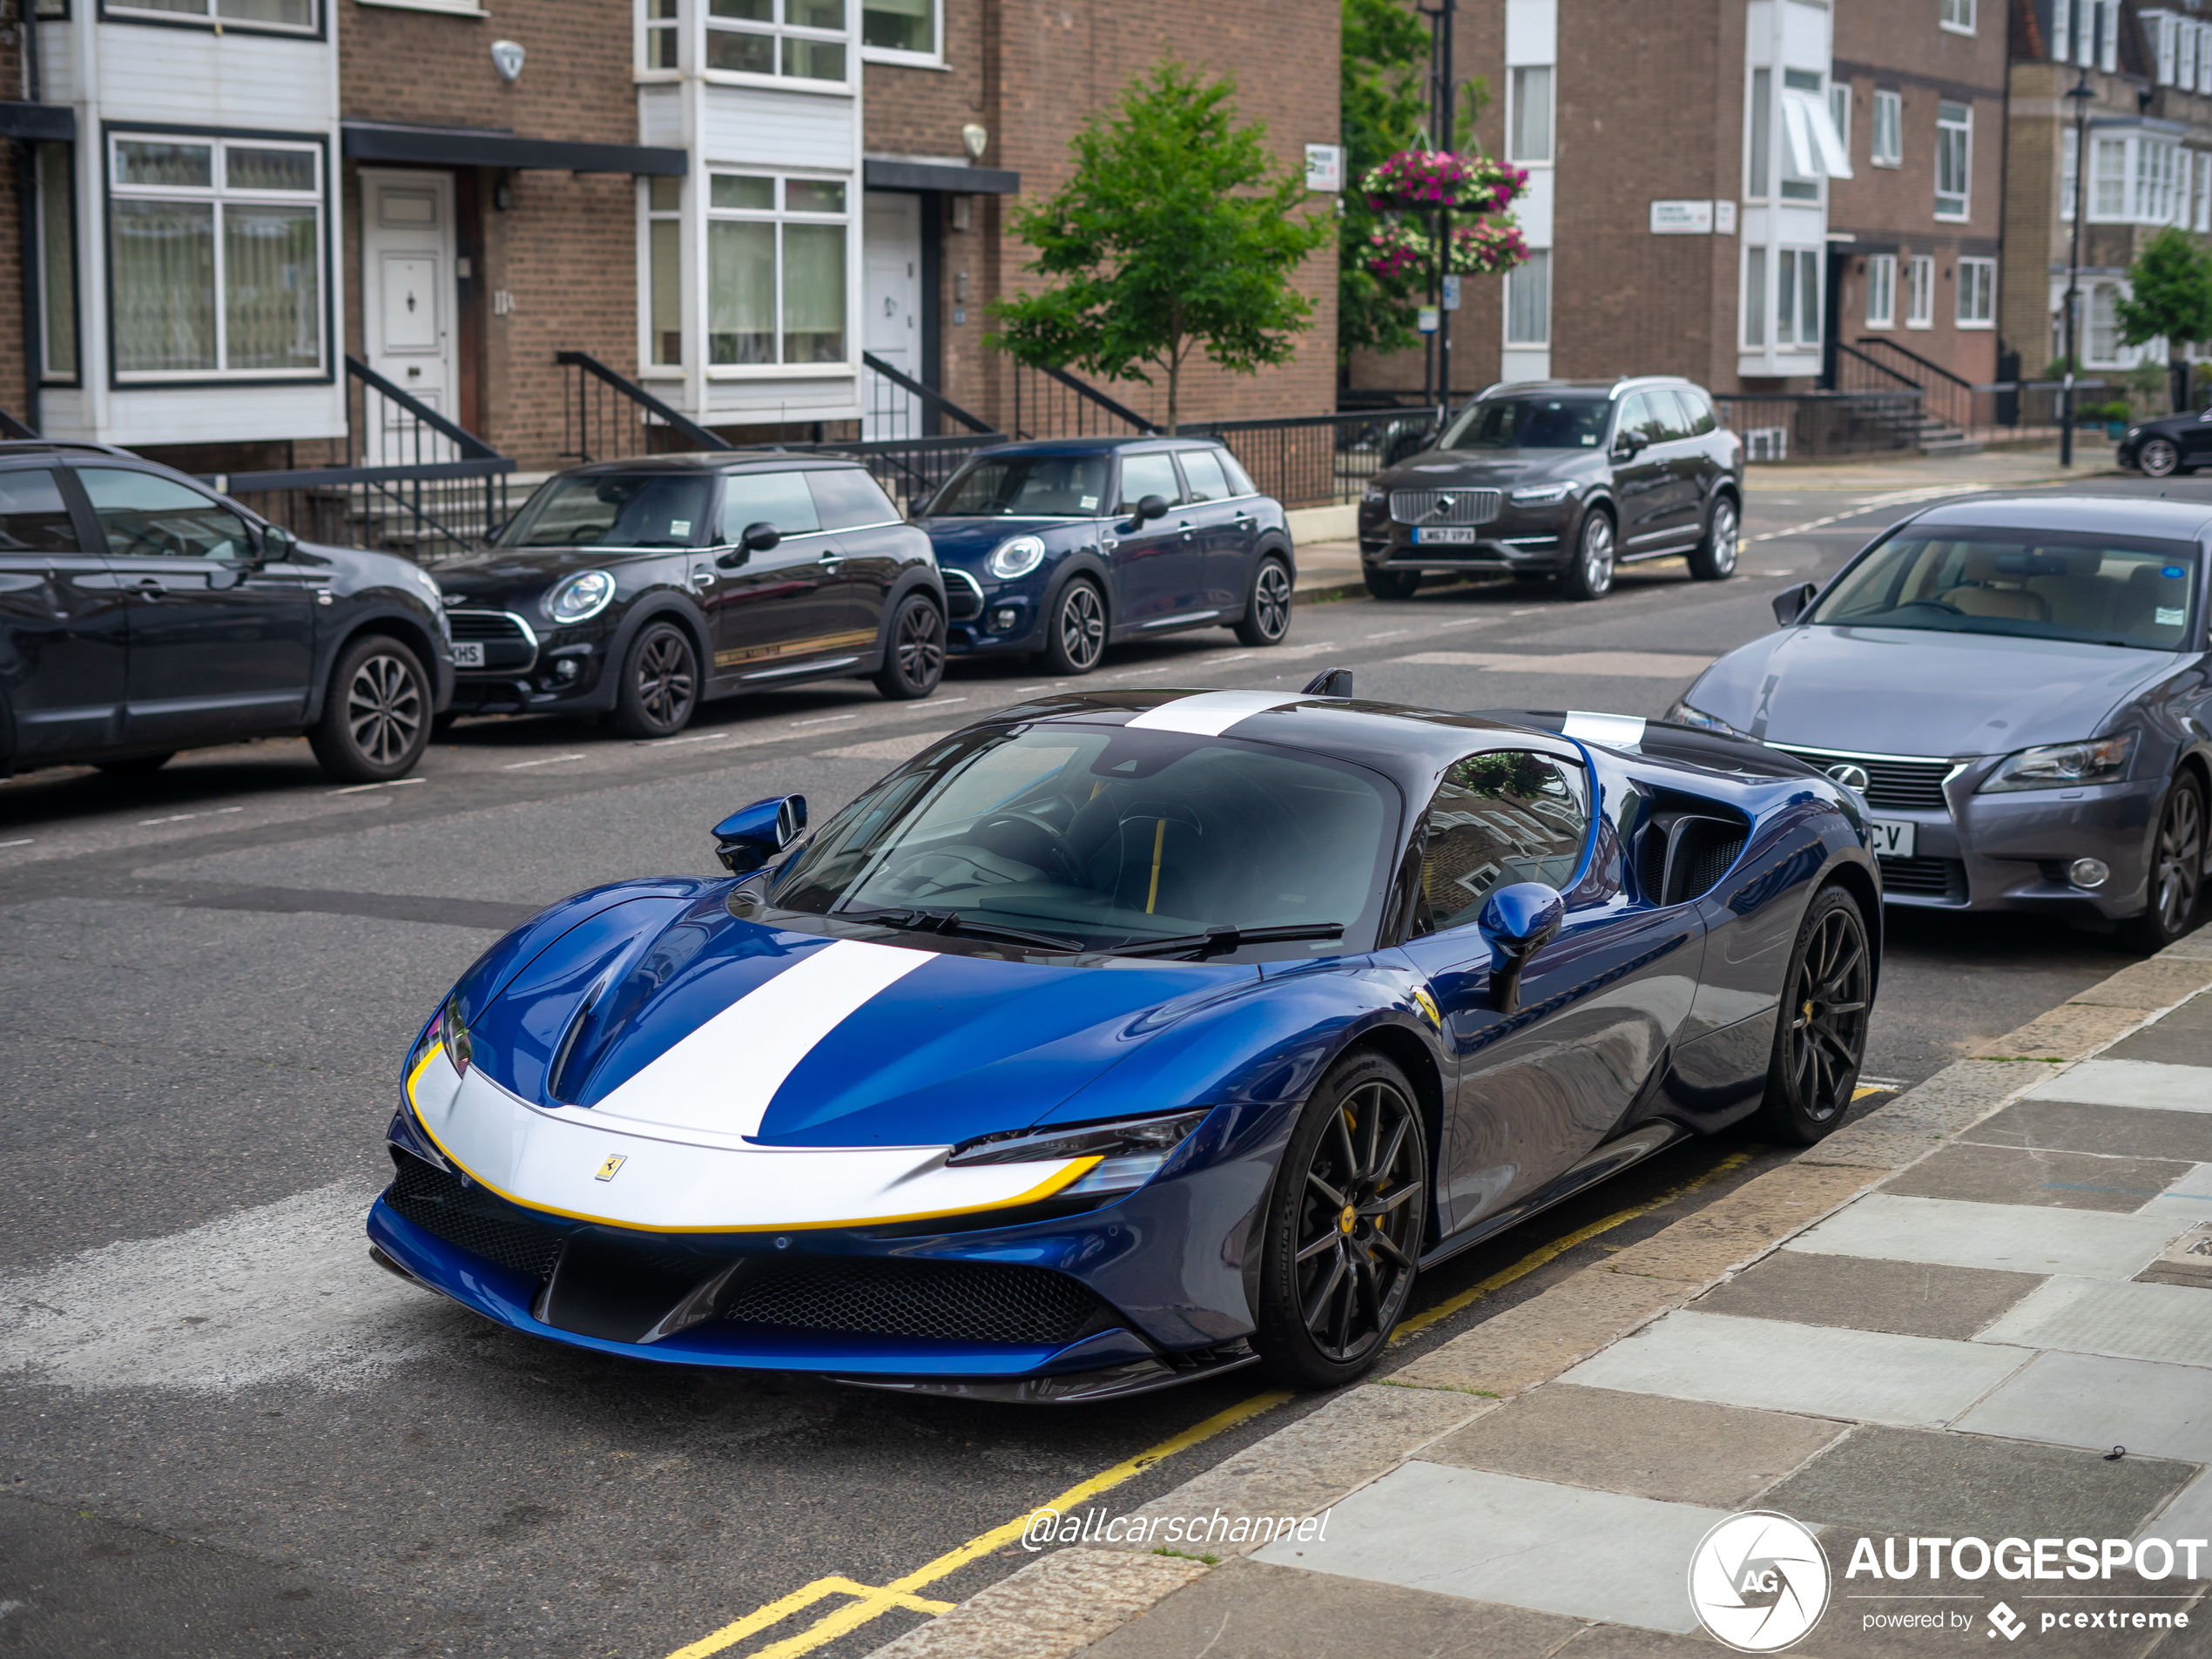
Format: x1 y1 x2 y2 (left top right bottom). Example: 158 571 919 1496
860 352 995 435
1833 341 1923 392
1855 335 1975 393
346 356 500 461
554 351 732 452
1032 363 1158 434
0 408 37 440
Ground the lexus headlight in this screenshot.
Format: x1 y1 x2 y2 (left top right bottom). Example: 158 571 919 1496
1510 482 1575 506
1978 732 2137 793
1663 698 1743 737
544 570 617 624
948 1109 1209 1196
984 535 1048 581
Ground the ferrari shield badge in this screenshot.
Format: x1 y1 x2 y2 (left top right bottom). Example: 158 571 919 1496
1412 987 1441 1028
594 1154 627 1182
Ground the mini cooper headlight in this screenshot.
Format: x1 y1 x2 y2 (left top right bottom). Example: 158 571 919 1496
948 1108 1210 1196
1509 482 1575 506
1978 732 2137 792
1663 698 1744 737
544 570 617 624
984 535 1048 581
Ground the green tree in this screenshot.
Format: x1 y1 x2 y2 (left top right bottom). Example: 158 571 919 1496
989 63 1329 434
1339 0 1432 361
2116 226 2212 409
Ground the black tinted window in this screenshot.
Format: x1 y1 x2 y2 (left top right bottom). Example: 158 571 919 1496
1177 449 1231 502
1440 396 1608 451
807 469 897 530
1418 752 1589 932
1217 450 1258 496
501 473 713 549
1677 388 1718 435
0 469 79 553
926 455 1109 517
719 472 821 540
80 468 253 561
1116 452 1184 511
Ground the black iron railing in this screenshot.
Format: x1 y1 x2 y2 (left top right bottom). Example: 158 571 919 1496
860 352 995 439
1854 336 1977 435
1008 362 1157 439
556 350 732 462
752 432 1004 514
1181 409 1440 509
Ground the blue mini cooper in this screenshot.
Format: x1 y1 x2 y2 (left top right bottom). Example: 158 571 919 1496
914 438 1297 673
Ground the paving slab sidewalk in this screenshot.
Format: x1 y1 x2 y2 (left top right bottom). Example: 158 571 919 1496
868 924 2212 1659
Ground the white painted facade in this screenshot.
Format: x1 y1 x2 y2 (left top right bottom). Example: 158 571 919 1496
33 9 346 445
634 0 866 427
1501 0 1554 382
1737 0 1848 380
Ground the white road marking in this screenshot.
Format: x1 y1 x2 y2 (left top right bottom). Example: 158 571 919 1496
789 713 860 729
0 1181 459 1394
327 778 425 795
136 806 245 826
500 753 589 771
1750 482 1993 544
0 838 30 848
1395 650 1714 678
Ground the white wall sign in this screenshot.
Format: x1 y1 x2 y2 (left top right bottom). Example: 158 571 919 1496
1305 144 1345 192
1441 274 1462 311
1417 306 1440 334
1716 200 1737 234
1650 199 1716 234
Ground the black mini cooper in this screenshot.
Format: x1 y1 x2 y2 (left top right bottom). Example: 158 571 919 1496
435 454 947 737
1358 376 1745 602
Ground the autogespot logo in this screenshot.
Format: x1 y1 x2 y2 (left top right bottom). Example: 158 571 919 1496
1689 1511 1832 1653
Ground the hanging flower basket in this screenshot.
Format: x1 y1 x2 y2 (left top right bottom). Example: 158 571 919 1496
1358 151 1527 215
1364 222 1432 280
1363 219 1530 280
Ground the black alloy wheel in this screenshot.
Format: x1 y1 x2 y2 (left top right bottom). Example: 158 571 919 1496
1559 509 1616 602
612 621 699 738
94 752 175 777
1043 579 1107 675
873 594 946 700
309 636 431 782
1689 495 1740 581
1750 886 1871 1144
1256 1050 1428 1388
1362 565 1420 601
2140 436 2182 478
1234 556 1294 647
2123 772 2206 952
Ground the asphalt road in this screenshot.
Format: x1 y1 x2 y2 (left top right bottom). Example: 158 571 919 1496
0 470 2178 1659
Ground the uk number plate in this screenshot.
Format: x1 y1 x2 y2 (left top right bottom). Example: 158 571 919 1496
453 642 485 668
1870 819 1917 860
1413 526 1478 545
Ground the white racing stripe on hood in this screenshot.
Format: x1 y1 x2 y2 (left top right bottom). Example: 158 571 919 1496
1126 689 1305 737
591 936 932 1138
1562 711 1646 748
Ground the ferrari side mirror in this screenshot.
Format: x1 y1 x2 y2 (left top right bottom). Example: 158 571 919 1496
1771 581 1818 626
1480 881 1565 1015
711 793 807 874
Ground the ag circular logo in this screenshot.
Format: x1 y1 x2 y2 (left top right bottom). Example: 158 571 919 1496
1688 1510 1831 1652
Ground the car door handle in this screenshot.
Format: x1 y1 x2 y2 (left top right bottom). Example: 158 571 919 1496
1233 513 1255 526
690 569 716 591
126 576 166 595
819 553 843 569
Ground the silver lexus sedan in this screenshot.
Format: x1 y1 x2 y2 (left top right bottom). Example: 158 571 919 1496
1668 495 2208 951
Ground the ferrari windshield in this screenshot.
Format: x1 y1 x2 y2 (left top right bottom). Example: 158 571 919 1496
1438 395 1608 451
1810 529 2198 651
499 473 713 549
765 725 1397 955
924 455 1111 518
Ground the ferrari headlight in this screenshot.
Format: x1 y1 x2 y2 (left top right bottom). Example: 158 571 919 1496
544 570 617 624
948 1109 1209 1194
404 996 471 1088
1978 732 2137 793
984 535 1048 581
1663 698 1743 737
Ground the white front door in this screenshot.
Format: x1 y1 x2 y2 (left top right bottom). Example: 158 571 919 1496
360 170 458 464
862 192 922 441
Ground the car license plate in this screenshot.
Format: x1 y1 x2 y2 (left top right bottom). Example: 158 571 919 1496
453 642 485 668
1870 819 1917 859
1413 526 1478 545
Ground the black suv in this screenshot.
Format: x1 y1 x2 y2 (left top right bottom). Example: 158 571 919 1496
435 454 945 738
1358 377 1745 601
0 442 454 783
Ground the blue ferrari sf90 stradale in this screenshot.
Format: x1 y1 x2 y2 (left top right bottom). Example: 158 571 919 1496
369 682 1880 1401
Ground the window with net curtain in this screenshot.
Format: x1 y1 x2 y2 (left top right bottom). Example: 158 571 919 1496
109 0 313 28
862 0 932 53
705 174 846 366
110 137 321 379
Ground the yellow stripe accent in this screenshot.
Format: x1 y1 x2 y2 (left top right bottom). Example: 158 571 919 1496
1144 817 1166 914
713 628 879 670
404 1055 1100 1233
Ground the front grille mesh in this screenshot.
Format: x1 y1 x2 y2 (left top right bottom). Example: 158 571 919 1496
1770 746 1955 813
387 1152 568 1279
1390 488 1501 526
942 569 984 623
723 1257 1106 1346
1879 854 1966 900
447 610 530 644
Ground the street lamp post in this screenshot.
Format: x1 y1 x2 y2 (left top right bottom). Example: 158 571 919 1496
2061 70 2096 468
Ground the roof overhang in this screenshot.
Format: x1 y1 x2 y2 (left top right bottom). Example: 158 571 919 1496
0 102 75 142
341 121 687 176
862 156 1019 194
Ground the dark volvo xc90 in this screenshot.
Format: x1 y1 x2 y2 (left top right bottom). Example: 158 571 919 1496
1358 377 1745 602
435 454 946 738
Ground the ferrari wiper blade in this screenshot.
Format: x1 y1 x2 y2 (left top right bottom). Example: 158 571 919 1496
1110 923 1345 961
845 907 1085 954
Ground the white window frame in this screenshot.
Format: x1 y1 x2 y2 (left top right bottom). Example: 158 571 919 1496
1775 246 1822 347
35 142 78 386
1871 89 1902 167
699 170 854 375
2182 16 2198 87
2062 126 2080 221
672 0 853 91
1957 257 1995 327
1743 245 1768 348
2199 20 2212 91
639 0 680 75
2155 10 2180 83
2090 132 2192 226
2087 280 2123 364
643 177 683 370
1505 250 1551 347
1829 81 1851 162
1934 100 1971 219
1905 253 1935 328
106 132 328 385
1779 67 1828 202
2196 151 2211 233
2055 0 2072 60
2101 0 2120 71
859 0 941 66
1940 0 1974 33
1865 252 1897 328
104 0 317 33
1507 64 1554 165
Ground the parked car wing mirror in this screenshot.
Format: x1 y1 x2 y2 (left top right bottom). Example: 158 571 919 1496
1136 494 1170 523
741 521 781 552
1771 581 1819 627
711 793 807 874
1479 881 1565 1015
1612 429 1648 458
255 524 299 564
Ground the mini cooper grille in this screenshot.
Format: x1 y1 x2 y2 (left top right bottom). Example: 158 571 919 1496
1389 488 1501 527
386 1152 568 1279
1769 746 1955 813
1878 854 1966 901
942 569 984 623
723 1257 1107 1346
447 610 532 644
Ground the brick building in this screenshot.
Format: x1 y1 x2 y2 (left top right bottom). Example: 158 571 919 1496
0 0 1340 478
